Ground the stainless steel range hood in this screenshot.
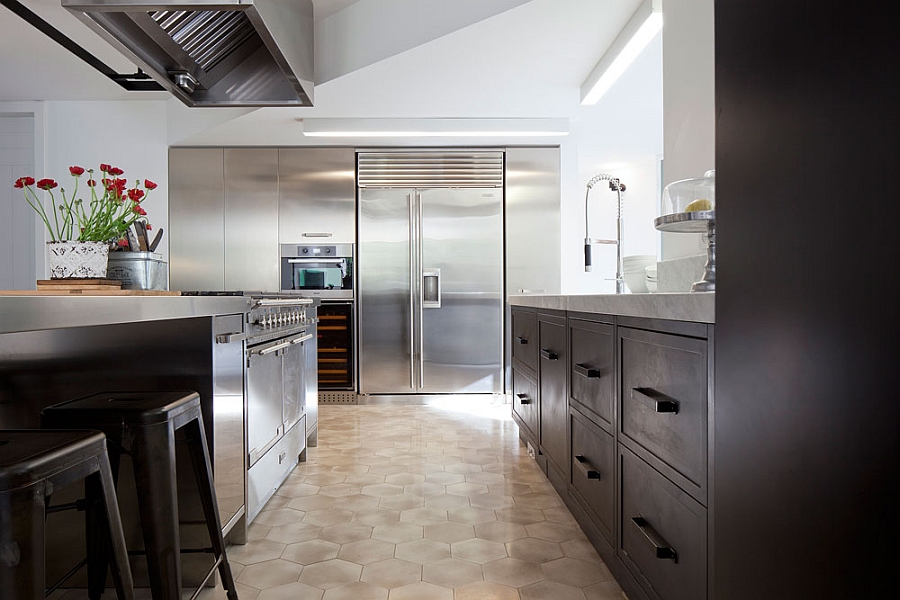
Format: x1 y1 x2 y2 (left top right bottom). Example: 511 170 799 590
63 0 314 107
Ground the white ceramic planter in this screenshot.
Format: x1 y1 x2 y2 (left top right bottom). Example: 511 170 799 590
47 241 109 279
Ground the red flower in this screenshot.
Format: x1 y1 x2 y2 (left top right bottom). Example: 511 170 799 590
14 176 35 188
145 223 152 231
128 188 145 202
132 205 147 216
144 179 158 190
100 164 111 173
108 166 124 176
37 178 58 190
117 238 129 247
87 179 96 187
69 166 85 176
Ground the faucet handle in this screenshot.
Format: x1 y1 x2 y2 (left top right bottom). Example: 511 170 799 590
589 238 618 245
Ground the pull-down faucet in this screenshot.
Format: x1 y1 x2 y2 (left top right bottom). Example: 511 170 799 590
584 174 626 293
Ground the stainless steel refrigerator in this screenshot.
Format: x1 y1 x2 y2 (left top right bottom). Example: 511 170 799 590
357 152 504 395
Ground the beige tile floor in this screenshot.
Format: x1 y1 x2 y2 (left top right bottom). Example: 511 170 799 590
54 400 626 600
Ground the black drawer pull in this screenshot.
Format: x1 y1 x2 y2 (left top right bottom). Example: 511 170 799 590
632 388 679 413
573 455 601 480
540 349 559 361
515 336 529 345
516 393 532 405
631 516 678 562
574 363 601 378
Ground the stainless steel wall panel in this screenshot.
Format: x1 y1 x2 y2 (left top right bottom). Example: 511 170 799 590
419 188 503 394
169 148 225 291
357 189 415 394
279 148 357 244
224 148 279 291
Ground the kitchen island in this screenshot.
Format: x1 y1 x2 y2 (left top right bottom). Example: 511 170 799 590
0 294 251 586
508 292 714 600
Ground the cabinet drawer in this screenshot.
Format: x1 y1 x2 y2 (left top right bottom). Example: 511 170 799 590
569 318 615 426
539 317 567 471
248 416 306 523
620 447 707 600
569 410 615 545
512 309 538 374
512 368 539 441
619 327 708 496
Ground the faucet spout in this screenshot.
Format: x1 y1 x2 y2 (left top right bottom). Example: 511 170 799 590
584 174 627 293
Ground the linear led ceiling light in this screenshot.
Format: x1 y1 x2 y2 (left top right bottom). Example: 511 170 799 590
302 118 570 138
580 0 662 105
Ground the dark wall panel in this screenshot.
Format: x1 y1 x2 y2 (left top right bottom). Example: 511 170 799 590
714 1 899 598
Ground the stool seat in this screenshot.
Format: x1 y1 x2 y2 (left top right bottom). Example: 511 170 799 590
0 430 134 600
42 391 238 600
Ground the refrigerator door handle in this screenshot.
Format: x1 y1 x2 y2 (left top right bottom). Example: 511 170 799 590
416 191 425 389
423 268 441 308
408 192 416 390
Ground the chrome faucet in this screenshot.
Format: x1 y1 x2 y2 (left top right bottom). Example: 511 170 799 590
584 174 626 293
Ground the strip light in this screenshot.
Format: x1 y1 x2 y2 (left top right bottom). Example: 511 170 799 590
301 118 569 138
580 0 662 105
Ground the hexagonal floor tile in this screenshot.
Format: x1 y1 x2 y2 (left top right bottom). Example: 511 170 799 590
332 493 382 512
463 472 506 486
298 559 363 589
560 538 602 562
514 493 563 510
303 472 347 486
423 521 475 544
384 472 426 486
482 557 545 588
236 559 302 590
394 538 451 564
319 523 373 545
541 557 608 587
525 521 582 543
265 521 322 545
387 581 453 600
423 493 470 510
505 538 564 564
452 580 519 600
361 483 405 497
287 495 335 512
319 484 363 498
519 580 587 600
351 508 401 527
583 580 625 600
468 493 515 511
473 521 528 543
489 482 533 496
321 581 388 600
281 539 340 565
256 581 324 600
448 507 497 526
360 558 422 588
399 507 448 526
337 539 395 565
252 508 306 527
494 506 546 525
422 558 483 589
378 494 426 511
226 539 287 565
370 523 423 545
450 538 507 564
425 472 466 486
303 509 353 527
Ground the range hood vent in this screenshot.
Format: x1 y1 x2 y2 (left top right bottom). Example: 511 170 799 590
63 1 314 107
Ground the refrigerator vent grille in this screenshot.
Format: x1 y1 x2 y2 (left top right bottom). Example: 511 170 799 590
357 152 504 188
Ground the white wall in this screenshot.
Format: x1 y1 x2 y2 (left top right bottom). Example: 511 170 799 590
43 101 170 274
661 0 715 260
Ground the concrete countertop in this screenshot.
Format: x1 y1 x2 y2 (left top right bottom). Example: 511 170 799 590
508 292 715 324
0 295 252 335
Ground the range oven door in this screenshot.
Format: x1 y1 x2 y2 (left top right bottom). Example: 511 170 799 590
282 332 313 432
246 337 288 466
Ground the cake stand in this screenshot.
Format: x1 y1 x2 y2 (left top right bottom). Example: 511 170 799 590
654 210 715 292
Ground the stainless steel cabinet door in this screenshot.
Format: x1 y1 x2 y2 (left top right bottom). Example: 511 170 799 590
418 188 503 394
282 341 303 432
247 344 283 465
358 189 414 394
279 148 357 244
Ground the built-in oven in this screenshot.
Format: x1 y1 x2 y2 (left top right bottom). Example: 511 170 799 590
281 244 353 299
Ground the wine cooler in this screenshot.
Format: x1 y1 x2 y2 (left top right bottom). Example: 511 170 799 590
316 301 355 397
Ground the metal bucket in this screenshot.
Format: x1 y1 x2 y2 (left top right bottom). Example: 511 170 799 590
106 252 168 290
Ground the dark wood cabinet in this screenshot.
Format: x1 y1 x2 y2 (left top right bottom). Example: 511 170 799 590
511 307 538 377
538 311 567 492
569 409 615 545
569 317 615 428
512 367 539 445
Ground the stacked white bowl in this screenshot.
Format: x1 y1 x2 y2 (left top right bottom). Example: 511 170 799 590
645 263 658 293
623 255 656 293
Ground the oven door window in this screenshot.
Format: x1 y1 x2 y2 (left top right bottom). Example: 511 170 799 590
283 258 352 291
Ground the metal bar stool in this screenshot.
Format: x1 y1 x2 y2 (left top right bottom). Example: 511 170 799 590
0 429 134 600
41 391 238 600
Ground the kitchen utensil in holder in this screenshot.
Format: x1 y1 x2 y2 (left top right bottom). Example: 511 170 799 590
655 170 716 292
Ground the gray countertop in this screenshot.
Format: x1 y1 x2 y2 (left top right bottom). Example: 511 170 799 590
0 295 252 334
508 292 715 323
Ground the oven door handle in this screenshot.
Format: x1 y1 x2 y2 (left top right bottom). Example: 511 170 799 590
286 258 345 264
290 333 314 345
252 339 293 356
254 298 314 308
215 331 249 344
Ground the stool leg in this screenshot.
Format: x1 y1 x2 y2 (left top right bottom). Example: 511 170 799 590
84 470 110 600
185 417 239 600
0 486 45 599
132 423 181 600
97 452 135 600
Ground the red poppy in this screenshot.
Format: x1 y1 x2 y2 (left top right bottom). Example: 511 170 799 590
100 164 111 173
117 238 129 248
37 178 58 190
145 223 152 231
132 205 147 216
14 176 35 188
87 179 96 187
69 166 85 176
144 179 158 190
108 167 124 176
128 188 145 202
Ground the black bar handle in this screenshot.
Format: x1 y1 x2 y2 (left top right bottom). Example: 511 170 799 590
540 349 559 361
574 455 600 480
516 393 532 405
515 336 529 345
574 363 601 379
632 388 679 413
584 243 592 271
631 516 677 562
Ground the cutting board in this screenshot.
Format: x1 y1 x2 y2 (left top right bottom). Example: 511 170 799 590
36 278 122 291
0 289 181 296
